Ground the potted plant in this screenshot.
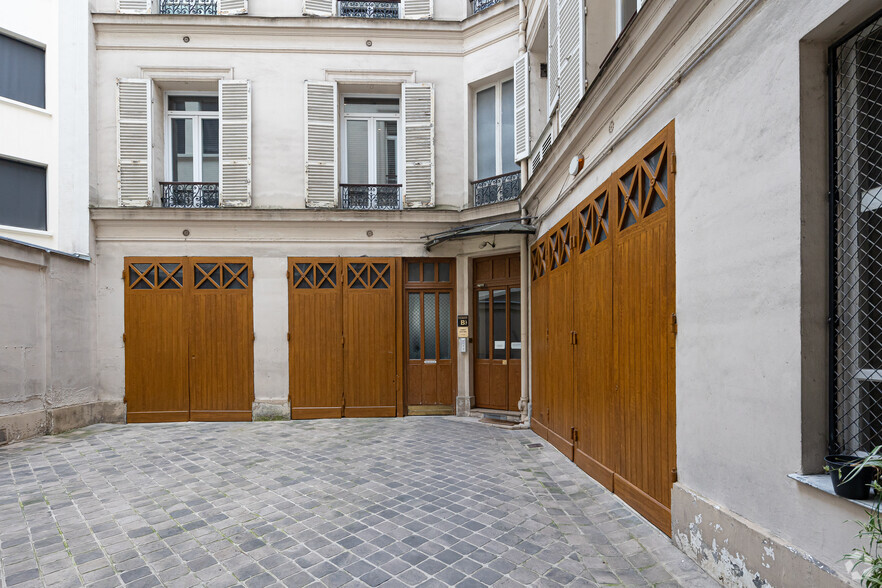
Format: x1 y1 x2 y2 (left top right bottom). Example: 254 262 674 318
827 454 877 500
841 448 882 586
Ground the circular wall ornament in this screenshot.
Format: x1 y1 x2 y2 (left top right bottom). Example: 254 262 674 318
569 155 584 176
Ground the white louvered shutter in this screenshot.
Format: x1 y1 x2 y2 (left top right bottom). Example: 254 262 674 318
557 0 585 128
402 83 435 208
513 54 530 162
219 80 252 207
304 81 338 208
402 0 432 19
218 0 248 14
547 0 559 115
118 0 151 13
303 0 335 16
117 79 152 207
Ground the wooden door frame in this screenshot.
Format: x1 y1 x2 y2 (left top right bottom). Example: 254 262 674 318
471 252 521 411
402 258 457 414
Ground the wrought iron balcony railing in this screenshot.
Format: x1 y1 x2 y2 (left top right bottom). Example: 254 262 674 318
160 182 220 208
338 0 400 18
470 0 503 15
472 172 521 207
159 0 217 14
340 184 401 210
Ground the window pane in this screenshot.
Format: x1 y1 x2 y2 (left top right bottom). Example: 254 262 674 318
501 79 518 174
0 34 44 108
438 262 451 282
510 288 521 360
477 290 490 360
171 118 194 182
408 262 421 282
618 0 638 32
343 97 399 114
476 86 496 180
167 95 218 112
409 293 421 360
424 293 436 360
439 293 451 360
493 289 507 359
376 120 398 184
201 118 219 183
424 263 435 282
0 158 46 230
346 119 370 184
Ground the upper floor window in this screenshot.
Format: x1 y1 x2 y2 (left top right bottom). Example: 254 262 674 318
160 0 217 14
0 157 47 231
469 0 503 15
616 0 644 36
341 97 401 209
830 11 882 454
473 79 520 206
117 0 247 15
338 0 399 18
0 32 45 108
163 94 220 208
302 0 430 19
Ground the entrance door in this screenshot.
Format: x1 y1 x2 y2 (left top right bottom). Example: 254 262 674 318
124 257 254 423
545 220 574 459
405 259 456 413
473 254 521 411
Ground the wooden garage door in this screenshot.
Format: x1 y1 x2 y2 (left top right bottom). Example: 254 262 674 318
545 220 575 459
611 128 676 531
125 258 189 423
343 258 398 417
287 257 400 419
124 257 254 423
188 258 254 421
529 241 549 438
289 259 344 419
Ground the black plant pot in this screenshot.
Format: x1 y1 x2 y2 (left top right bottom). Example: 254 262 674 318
826 455 875 500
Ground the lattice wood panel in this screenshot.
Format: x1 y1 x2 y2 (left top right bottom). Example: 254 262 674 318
346 261 392 290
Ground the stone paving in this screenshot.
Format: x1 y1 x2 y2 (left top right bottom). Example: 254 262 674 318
0 417 718 587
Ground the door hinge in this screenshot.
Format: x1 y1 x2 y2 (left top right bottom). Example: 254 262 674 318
671 468 678 483
122 333 126 343
253 333 256 342
570 331 577 345
286 270 290 280
122 270 126 280
342 336 345 347
287 332 291 342
571 427 578 442
671 313 678 335
671 154 677 175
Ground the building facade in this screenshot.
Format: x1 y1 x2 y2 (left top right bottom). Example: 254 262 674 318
2 0 882 585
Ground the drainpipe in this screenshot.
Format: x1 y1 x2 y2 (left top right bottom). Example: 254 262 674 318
518 0 530 425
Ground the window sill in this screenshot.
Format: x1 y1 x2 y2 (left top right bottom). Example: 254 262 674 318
0 95 49 116
0 223 52 237
789 473 878 510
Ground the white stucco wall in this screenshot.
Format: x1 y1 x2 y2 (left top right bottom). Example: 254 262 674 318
0 0 91 256
521 0 882 580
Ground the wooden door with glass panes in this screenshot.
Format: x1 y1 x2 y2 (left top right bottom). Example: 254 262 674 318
405 259 456 413
473 254 522 411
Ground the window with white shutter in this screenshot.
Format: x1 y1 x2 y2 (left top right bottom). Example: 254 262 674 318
303 0 335 16
513 54 530 162
219 80 251 207
547 0 559 116
402 0 432 19
218 0 248 14
118 0 151 13
402 83 435 208
556 0 585 129
117 78 152 207
304 81 338 208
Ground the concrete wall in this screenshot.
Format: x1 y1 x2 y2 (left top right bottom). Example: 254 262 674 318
0 0 92 257
0 239 121 445
519 0 882 585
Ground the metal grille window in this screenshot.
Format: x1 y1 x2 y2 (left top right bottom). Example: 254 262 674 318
830 10 882 454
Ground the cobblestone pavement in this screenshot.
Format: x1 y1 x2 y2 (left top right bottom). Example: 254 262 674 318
0 417 718 587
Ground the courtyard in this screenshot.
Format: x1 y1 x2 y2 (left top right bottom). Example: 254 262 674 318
0 418 716 587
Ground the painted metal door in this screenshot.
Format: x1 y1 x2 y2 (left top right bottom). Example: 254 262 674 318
288 259 344 419
124 258 189 423
405 259 456 412
342 258 399 417
187 258 254 421
473 254 522 412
